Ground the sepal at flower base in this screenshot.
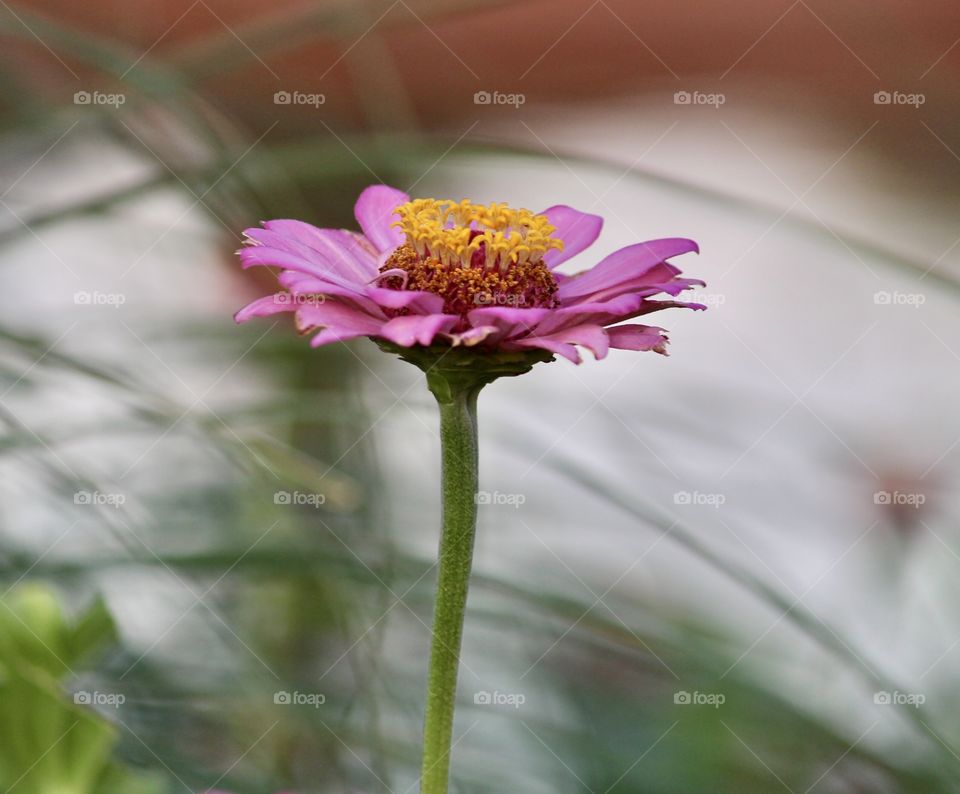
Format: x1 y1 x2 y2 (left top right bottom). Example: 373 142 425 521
375 341 554 403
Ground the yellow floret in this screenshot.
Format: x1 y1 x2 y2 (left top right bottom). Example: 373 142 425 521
392 198 564 271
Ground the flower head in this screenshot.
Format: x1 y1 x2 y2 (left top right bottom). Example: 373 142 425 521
235 184 705 366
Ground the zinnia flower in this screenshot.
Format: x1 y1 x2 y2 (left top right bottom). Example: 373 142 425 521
231 184 706 794
235 185 704 364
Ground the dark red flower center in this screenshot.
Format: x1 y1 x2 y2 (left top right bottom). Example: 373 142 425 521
379 243 559 326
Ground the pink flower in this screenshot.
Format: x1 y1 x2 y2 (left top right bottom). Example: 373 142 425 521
235 185 704 364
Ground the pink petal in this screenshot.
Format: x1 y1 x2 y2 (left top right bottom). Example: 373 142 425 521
354 185 410 254
309 326 380 347
573 266 705 305
295 300 386 340
450 325 498 346
558 238 699 302
254 223 377 281
631 298 708 316
278 271 385 316
541 295 704 334
364 286 445 315
536 294 645 335
377 314 459 347
515 337 581 364
465 307 551 342
239 247 363 295
234 294 295 323
540 205 603 268
277 271 328 293
607 324 670 355
511 324 611 363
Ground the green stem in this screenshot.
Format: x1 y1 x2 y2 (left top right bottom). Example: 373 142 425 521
420 383 480 794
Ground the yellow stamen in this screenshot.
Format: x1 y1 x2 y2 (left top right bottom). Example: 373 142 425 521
392 198 564 272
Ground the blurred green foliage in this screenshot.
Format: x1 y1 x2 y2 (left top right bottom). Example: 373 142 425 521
0 584 164 793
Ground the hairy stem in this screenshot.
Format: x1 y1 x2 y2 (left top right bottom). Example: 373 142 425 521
420 384 480 794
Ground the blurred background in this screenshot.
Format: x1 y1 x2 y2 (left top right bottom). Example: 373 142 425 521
1 0 959 791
